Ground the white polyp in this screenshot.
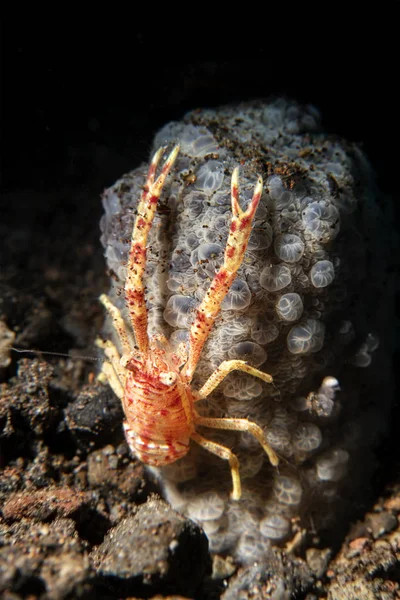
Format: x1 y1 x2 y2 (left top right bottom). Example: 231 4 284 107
350 351 372 368
197 243 224 263
316 394 335 417
117 265 127 282
201 518 222 536
319 376 340 399
163 295 196 328
302 200 340 243
339 320 353 335
183 191 206 219
271 407 295 428
274 233 305 263
365 332 380 353
248 222 273 250
237 449 265 479
228 341 267 367
260 514 291 540
273 475 303 506
176 125 219 158
223 375 263 400
266 427 293 456
275 293 304 322
260 264 292 291
159 456 198 483
251 316 279 345
316 449 349 481
186 491 225 521
166 272 187 292
267 175 286 200
194 160 224 194
221 278 251 311
102 192 122 219
293 423 322 452
236 532 271 564
287 319 325 354
169 328 189 345
161 481 188 511
310 260 335 288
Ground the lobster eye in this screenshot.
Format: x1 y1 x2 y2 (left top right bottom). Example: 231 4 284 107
159 371 177 387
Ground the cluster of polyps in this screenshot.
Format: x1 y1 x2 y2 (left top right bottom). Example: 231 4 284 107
97 145 279 500
98 100 393 559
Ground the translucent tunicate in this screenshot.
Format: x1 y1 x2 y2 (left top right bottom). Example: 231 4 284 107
350 351 372 368
260 514 290 540
102 191 121 217
302 200 340 243
365 332 380 352
203 214 228 245
179 125 219 158
186 492 225 521
223 375 263 400
262 103 285 128
293 423 322 452
266 427 293 456
274 233 305 263
273 476 302 506
287 319 325 354
163 295 196 328
251 316 279 345
216 316 252 343
228 341 267 367
316 449 349 482
194 160 224 194
310 260 335 288
236 532 270 564
275 293 303 322
191 243 223 277
170 249 191 273
260 264 292 291
237 449 264 479
314 394 334 417
248 222 273 250
183 191 206 219
319 376 340 399
267 175 286 200
105 244 125 265
201 519 222 536
185 232 199 250
197 243 223 263
221 279 251 311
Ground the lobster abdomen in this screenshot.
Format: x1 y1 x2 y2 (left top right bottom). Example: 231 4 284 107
122 370 194 465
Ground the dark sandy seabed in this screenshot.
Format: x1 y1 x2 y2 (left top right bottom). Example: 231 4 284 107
1 40 400 599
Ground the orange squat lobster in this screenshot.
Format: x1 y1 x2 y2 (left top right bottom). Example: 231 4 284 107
97 145 279 500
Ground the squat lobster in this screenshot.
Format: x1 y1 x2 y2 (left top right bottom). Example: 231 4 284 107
97 145 279 500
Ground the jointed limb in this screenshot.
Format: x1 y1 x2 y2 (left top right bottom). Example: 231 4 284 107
182 170 263 382
98 360 124 400
191 431 242 500
194 415 279 468
125 145 179 355
99 294 133 355
196 359 273 399
96 338 125 400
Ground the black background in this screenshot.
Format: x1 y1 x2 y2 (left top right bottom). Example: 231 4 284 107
3 23 398 196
